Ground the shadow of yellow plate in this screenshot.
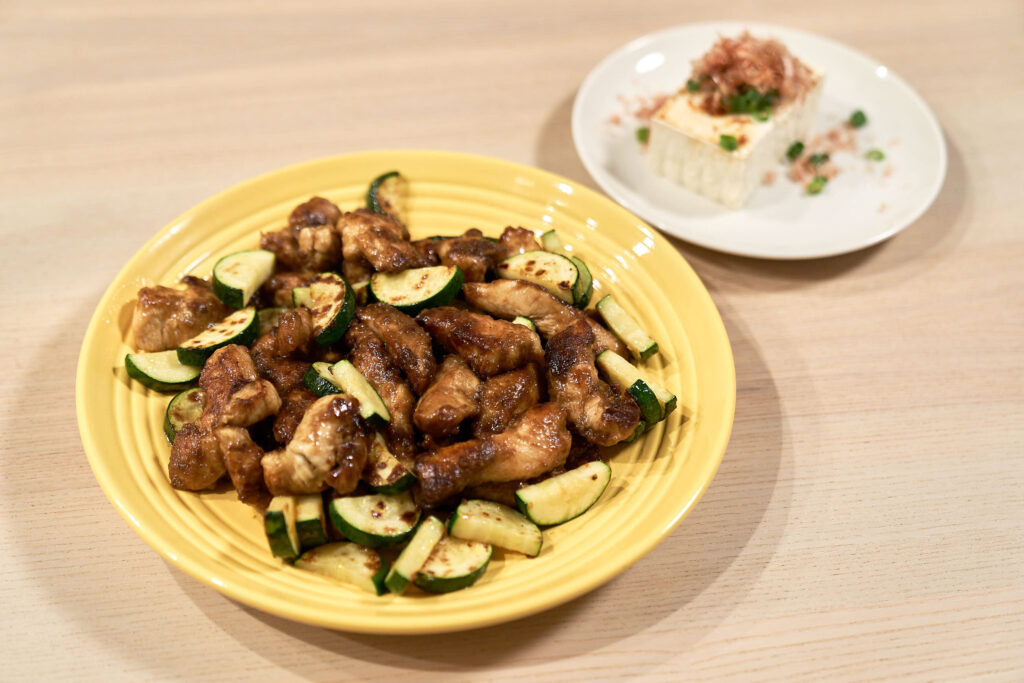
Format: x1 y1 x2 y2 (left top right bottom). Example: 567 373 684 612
75 150 735 634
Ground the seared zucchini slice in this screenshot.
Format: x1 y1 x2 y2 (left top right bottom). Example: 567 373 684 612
329 360 390 427
364 434 416 493
163 387 204 442
125 350 201 393
515 461 611 526
176 307 259 366
291 286 312 308
369 265 464 315
328 492 420 548
596 294 658 361
512 315 537 331
294 494 329 551
366 170 409 224
496 250 578 305
303 361 342 397
414 535 492 594
595 350 675 426
212 249 276 308
309 273 356 346
264 496 301 560
570 256 594 308
384 516 446 594
295 542 388 595
448 499 542 557
539 228 565 254
257 307 288 336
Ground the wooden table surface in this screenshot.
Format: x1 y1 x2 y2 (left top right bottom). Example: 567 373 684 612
2 0 1022 680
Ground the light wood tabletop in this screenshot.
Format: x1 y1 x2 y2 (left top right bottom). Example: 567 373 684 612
2 0 1022 680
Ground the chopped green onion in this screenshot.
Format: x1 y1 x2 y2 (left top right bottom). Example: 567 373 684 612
754 110 770 122
850 110 868 128
786 141 805 161
686 78 701 93
725 87 777 115
865 148 885 161
808 153 830 167
806 175 828 195
719 135 738 152
635 127 650 144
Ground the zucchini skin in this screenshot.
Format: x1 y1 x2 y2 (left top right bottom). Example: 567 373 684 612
302 362 342 397
369 265 464 315
175 308 259 366
328 495 420 548
163 387 204 442
311 275 356 347
124 351 201 393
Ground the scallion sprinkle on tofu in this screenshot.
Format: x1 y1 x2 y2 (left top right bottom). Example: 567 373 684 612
806 175 828 195
786 141 805 161
635 127 649 143
865 148 885 161
808 152 830 167
719 134 739 151
850 109 868 128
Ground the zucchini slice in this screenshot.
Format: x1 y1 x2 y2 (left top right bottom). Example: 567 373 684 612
366 170 409 224
329 360 391 427
448 499 542 557
163 387 204 442
364 434 416 494
496 250 578 305
264 496 301 560
595 295 659 361
295 542 388 595
328 492 420 548
212 249 276 308
595 350 675 426
539 228 565 254
384 516 446 594
414 535 492 594
369 265 464 315
512 315 537 332
125 350 201 393
176 307 259 366
309 273 356 346
257 307 288 336
515 461 612 526
291 286 313 308
294 494 329 550
303 361 342 397
570 256 594 308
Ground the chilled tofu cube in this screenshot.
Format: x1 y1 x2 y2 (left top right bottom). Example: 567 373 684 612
648 74 824 209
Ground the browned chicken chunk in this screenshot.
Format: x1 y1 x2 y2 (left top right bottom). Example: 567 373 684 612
463 279 627 356
358 303 437 394
260 271 315 308
200 345 282 428
546 320 640 446
168 423 227 491
339 209 436 273
414 356 481 436
262 394 372 495
499 226 542 255
415 307 544 377
131 276 230 352
434 229 507 282
289 196 341 228
260 196 343 272
218 426 271 508
473 363 542 437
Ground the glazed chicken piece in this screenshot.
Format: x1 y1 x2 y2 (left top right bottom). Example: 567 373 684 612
473 363 541 438
260 196 343 272
289 196 342 228
198 345 282 429
434 229 507 282
415 307 544 377
131 276 230 352
260 271 315 308
357 303 437 394
344 321 417 457
217 426 272 507
262 394 373 495
463 279 627 356
414 355 481 436
338 209 436 273
168 423 227 491
415 403 571 504
499 226 542 255
546 320 640 446
249 307 317 444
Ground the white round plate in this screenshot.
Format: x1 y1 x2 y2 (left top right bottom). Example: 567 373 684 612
572 22 947 259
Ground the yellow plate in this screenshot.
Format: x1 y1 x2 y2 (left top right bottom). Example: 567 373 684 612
76 151 735 634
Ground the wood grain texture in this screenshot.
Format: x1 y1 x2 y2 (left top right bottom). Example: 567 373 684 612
1 0 1022 679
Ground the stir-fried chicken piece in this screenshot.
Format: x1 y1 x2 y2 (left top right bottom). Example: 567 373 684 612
339 209 436 273
249 308 317 444
343 321 417 457
273 388 318 445
260 271 315 308
415 307 543 377
199 345 282 428
168 423 227 490
262 394 372 495
463 279 627 356
358 303 437 394
289 196 341 228
473 363 541 437
131 276 230 352
414 356 481 436
499 226 542 255
217 426 271 507
260 196 343 272
434 229 507 282
546 320 640 446
415 403 571 503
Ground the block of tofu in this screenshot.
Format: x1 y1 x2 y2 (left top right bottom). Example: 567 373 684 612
648 74 824 209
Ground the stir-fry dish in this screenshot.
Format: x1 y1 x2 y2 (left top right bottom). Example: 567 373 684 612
123 172 676 595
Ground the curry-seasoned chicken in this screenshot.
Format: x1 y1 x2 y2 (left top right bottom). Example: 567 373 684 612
473 363 542 438
415 403 571 504
499 226 542 255
545 320 640 446
339 209 436 273
261 394 372 495
358 303 437 394
260 196 343 272
344 321 417 457
415 307 544 377
463 279 627 356
131 276 230 352
414 355 481 436
434 229 507 282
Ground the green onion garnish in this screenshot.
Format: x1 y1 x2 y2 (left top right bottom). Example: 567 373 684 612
725 88 778 115
865 148 885 161
636 127 650 144
686 78 701 93
786 141 804 161
754 110 770 122
850 110 867 128
719 135 739 151
808 153 830 167
806 175 828 195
